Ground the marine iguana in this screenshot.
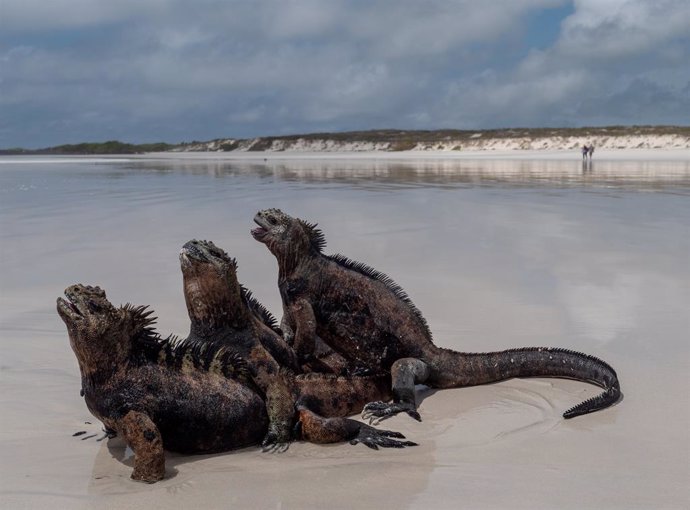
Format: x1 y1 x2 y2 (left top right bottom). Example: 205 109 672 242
58 284 414 482
178 239 412 450
57 284 268 482
251 208 622 423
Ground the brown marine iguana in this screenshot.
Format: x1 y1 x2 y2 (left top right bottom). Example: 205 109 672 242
251 208 622 423
58 284 414 482
57 284 268 482
177 239 413 450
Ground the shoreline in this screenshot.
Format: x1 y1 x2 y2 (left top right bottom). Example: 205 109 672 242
2 148 690 163
151 148 690 162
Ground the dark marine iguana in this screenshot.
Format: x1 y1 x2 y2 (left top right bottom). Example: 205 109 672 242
177 239 413 450
251 208 622 423
58 284 413 482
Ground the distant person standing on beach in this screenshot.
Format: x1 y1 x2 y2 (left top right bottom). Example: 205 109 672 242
588 145 595 159
582 145 589 160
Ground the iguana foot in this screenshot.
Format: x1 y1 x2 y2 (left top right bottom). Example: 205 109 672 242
131 465 165 484
97 426 117 442
349 424 417 450
261 432 291 453
362 401 422 425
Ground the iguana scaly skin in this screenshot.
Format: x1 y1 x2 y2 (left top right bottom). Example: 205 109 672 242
177 239 414 450
251 209 622 423
57 284 269 483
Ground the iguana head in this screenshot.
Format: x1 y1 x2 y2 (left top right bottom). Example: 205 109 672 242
57 284 155 378
252 209 325 266
179 239 248 333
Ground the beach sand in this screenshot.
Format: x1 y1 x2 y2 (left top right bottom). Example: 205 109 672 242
1 151 688 509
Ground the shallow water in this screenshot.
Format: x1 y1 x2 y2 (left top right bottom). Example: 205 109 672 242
1 155 689 509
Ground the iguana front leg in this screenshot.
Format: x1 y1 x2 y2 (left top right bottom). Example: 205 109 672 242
284 300 348 374
362 357 430 424
296 407 416 449
286 299 317 363
120 410 165 483
279 313 294 345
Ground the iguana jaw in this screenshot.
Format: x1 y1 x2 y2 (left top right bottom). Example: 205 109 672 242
251 226 268 241
180 240 205 258
57 284 109 325
251 216 269 242
252 209 286 243
57 296 83 322
180 239 232 269
57 284 132 377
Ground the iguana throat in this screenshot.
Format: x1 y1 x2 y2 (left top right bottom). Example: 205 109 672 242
180 239 250 336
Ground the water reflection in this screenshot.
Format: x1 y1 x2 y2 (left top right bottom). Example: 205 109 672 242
121 158 690 192
581 159 593 175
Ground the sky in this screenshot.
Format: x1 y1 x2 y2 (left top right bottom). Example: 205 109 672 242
1 0 689 148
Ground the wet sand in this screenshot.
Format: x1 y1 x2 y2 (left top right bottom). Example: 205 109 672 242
1 153 688 509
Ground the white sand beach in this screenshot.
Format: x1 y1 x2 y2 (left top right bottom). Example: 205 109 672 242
178 130 690 153
1 151 688 509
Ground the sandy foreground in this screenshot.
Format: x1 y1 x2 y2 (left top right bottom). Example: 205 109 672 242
0 149 688 509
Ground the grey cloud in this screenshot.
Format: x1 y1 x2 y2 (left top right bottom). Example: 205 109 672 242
434 0 690 128
577 78 690 124
1 0 688 148
558 0 690 59
2 0 169 31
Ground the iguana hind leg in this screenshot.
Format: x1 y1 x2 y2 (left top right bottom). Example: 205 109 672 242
362 357 430 424
296 407 416 449
261 378 298 453
120 411 165 483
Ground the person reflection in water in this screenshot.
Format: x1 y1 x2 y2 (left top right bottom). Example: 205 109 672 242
582 145 593 173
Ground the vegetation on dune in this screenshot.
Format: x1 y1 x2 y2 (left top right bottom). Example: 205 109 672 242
0 140 177 155
187 126 690 151
219 140 240 151
48 141 177 154
228 125 690 145
1 126 688 154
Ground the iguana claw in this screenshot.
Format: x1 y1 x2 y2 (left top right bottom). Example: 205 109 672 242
349 423 417 450
361 401 422 425
261 432 291 453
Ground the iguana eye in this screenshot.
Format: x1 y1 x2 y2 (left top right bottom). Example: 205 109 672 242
268 216 277 225
87 300 103 313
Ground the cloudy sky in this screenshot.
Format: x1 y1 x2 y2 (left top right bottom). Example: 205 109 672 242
2 0 689 148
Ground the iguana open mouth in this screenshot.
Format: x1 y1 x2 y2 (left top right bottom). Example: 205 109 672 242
57 295 83 321
251 224 268 241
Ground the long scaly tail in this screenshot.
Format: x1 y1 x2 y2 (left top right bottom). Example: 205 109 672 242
436 347 621 418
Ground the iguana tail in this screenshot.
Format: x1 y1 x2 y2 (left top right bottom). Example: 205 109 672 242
432 347 621 418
